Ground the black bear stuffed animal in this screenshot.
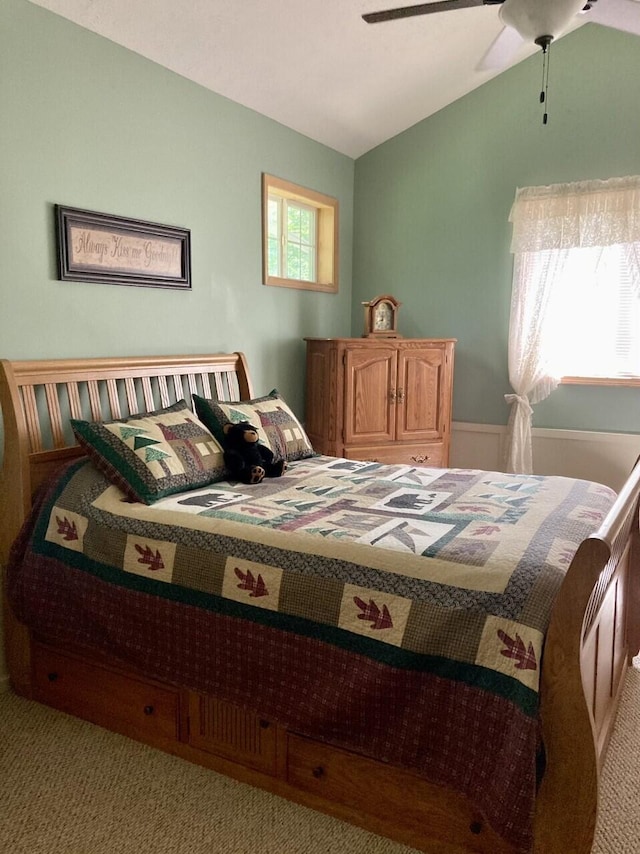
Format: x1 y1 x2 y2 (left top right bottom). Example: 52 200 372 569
222 421 286 484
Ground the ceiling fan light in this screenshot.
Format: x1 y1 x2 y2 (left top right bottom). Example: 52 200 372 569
499 0 586 40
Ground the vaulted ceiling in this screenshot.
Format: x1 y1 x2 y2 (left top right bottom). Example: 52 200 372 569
27 0 640 158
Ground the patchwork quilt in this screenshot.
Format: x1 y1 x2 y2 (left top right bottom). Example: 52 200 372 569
7 455 616 852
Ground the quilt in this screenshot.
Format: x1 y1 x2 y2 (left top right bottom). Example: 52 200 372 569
7 455 616 852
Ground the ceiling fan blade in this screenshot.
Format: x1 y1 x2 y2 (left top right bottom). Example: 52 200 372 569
477 24 524 70
362 0 501 25
586 0 640 37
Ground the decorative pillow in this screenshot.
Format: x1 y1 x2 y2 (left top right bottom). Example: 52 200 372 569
71 400 226 504
193 390 315 463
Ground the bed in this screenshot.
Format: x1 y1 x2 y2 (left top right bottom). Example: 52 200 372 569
1 351 639 854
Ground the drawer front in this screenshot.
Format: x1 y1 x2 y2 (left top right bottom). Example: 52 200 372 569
287 735 507 852
288 734 408 816
188 693 278 775
343 442 445 468
32 644 179 741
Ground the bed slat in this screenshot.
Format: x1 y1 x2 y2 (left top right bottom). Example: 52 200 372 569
141 376 154 412
44 384 65 449
87 380 102 422
21 386 43 453
66 382 83 420
172 375 183 402
157 375 170 408
200 373 212 399
187 374 198 399
124 377 138 414
105 379 122 420
214 373 225 401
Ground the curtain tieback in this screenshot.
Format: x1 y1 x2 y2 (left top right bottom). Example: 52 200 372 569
504 393 533 417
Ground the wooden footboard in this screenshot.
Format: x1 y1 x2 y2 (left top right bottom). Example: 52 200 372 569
2 353 639 854
535 458 640 853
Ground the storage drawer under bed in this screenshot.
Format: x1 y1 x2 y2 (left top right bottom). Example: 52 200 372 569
32 642 180 744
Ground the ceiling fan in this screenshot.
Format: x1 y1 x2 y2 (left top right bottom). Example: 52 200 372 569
363 0 640 71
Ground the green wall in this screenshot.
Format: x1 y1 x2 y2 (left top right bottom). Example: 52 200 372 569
353 24 640 434
0 0 354 422
2 2 640 435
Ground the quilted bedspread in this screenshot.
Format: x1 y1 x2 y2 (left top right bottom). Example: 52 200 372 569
7 455 616 852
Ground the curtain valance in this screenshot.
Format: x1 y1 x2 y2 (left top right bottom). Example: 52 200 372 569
509 175 640 253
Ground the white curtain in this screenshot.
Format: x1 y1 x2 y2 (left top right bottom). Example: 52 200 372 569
505 175 640 474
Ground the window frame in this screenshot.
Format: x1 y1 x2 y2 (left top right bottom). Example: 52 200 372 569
261 174 338 293
561 375 640 387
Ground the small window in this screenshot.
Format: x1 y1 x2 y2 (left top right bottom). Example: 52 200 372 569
262 174 338 293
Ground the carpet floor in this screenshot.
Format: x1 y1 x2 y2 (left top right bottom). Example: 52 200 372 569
2 664 640 854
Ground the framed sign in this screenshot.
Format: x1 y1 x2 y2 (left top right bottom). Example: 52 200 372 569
56 205 191 289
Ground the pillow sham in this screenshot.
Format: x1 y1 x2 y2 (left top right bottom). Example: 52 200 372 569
193 390 315 463
71 400 226 504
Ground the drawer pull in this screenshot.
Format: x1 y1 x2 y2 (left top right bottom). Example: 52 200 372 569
389 388 396 403
397 387 405 402
259 719 270 729
312 765 325 779
47 672 59 682
143 705 155 716
411 454 430 464
470 821 483 835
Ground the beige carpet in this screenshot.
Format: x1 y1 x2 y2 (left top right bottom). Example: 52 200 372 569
1 665 640 854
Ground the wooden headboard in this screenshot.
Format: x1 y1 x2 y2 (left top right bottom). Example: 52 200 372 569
0 352 253 565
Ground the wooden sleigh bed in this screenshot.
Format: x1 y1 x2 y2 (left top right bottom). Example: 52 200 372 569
1 351 640 854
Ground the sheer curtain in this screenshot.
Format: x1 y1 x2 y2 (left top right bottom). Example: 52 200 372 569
504 175 640 474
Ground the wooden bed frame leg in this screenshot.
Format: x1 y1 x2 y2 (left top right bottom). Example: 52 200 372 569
533 640 598 854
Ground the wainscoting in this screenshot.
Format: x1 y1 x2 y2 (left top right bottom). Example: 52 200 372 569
451 422 640 492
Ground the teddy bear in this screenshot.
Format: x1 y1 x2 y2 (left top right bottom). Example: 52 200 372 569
222 421 286 484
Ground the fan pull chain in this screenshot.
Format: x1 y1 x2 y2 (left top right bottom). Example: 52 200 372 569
535 35 553 126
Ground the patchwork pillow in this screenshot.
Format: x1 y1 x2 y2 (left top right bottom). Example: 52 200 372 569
193 390 315 463
71 400 226 504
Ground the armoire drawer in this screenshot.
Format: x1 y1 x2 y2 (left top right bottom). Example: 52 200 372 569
344 442 445 468
32 643 180 742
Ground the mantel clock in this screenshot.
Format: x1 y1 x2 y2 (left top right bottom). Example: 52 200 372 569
362 295 402 338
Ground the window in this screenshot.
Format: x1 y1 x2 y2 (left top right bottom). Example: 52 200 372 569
262 174 338 292
504 175 640 474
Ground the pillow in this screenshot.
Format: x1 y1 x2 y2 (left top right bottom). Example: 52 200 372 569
71 400 226 504
193 390 315 463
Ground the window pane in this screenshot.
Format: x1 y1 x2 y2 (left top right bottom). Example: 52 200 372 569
267 197 280 239
287 204 301 241
287 243 301 280
299 208 313 246
300 245 314 281
268 236 280 277
547 244 640 378
267 197 281 277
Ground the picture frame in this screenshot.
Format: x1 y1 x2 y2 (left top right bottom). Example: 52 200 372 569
56 205 191 289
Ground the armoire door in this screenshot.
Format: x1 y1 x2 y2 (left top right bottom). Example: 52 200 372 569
343 346 397 445
395 347 449 443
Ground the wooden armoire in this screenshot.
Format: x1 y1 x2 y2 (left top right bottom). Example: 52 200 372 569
304 338 455 467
